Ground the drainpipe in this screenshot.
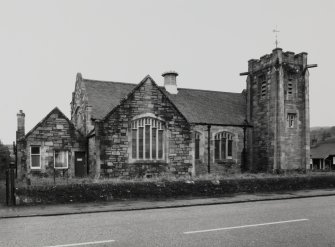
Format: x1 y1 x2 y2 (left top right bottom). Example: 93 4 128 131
242 125 247 172
207 125 211 173
86 136 89 175
13 141 17 178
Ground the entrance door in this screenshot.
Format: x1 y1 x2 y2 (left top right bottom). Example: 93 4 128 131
75 152 86 177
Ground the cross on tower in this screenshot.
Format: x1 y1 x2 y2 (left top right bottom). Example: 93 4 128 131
273 27 280 48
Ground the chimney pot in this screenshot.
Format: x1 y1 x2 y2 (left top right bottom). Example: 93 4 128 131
162 71 178 94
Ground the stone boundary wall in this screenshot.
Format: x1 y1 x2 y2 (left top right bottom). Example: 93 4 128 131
15 174 335 205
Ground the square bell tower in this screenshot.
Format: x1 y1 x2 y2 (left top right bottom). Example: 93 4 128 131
245 48 315 172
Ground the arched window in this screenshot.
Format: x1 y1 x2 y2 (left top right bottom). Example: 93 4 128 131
131 117 164 160
214 132 233 160
195 132 200 160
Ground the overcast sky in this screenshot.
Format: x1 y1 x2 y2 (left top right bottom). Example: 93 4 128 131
0 0 334 144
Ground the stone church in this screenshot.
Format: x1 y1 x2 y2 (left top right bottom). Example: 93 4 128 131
16 48 314 181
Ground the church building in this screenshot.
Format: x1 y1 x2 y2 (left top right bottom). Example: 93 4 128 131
15 48 314 181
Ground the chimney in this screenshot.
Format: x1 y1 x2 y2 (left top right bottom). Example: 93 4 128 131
162 71 178 94
16 110 25 140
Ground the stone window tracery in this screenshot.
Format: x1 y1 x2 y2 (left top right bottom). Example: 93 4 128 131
131 117 164 160
214 132 233 160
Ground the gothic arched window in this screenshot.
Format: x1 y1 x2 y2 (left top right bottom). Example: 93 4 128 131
214 132 233 160
131 117 164 160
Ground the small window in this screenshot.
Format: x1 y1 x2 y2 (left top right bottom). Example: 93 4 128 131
287 113 296 128
54 150 68 169
195 132 200 160
30 146 41 169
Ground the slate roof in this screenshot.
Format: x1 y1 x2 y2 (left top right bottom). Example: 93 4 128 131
82 77 247 126
163 88 246 125
311 138 335 159
83 79 136 120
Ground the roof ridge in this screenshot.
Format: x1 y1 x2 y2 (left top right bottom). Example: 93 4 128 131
177 87 243 94
158 85 242 95
82 76 246 125
84 78 242 95
83 79 137 86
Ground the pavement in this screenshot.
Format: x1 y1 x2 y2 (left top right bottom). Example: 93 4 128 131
1 188 335 219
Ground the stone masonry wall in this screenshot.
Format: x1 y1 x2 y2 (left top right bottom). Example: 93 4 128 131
97 78 193 178
17 109 86 182
192 125 243 176
247 70 272 171
88 136 96 176
247 48 309 171
281 65 308 169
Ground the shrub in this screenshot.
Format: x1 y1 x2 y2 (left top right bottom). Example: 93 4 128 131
15 173 335 205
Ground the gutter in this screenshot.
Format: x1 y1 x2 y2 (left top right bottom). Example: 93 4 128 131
191 122 253 128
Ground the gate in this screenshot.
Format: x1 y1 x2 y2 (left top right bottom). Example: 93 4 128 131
5 163 16 206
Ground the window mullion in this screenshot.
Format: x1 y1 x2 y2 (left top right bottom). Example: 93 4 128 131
137 124 139 159
156 127 158 159
219 139 221 160
162 126 164 160
143 126 145 159
226 138 229 158
150 124 152 160
132 118 164 160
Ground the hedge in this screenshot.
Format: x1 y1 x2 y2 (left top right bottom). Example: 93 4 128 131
15 175 335 205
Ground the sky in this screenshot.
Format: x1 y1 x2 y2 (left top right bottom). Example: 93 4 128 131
0 0 334 144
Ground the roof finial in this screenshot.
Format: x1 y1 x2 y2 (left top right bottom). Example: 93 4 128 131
273 26 280 48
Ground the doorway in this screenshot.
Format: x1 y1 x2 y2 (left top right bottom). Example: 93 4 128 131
75 152 86 177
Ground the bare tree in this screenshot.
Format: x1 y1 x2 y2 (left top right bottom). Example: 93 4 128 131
0 140 10 179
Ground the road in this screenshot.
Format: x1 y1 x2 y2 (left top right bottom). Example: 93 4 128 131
1 196 335 247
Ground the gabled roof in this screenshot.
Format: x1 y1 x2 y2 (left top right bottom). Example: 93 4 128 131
101 75 189 123
22 107 75 140
83 79 136 120
311 138 335 159
82 76 247 126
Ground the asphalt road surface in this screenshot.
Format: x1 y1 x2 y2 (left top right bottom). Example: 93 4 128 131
1 196 335 247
